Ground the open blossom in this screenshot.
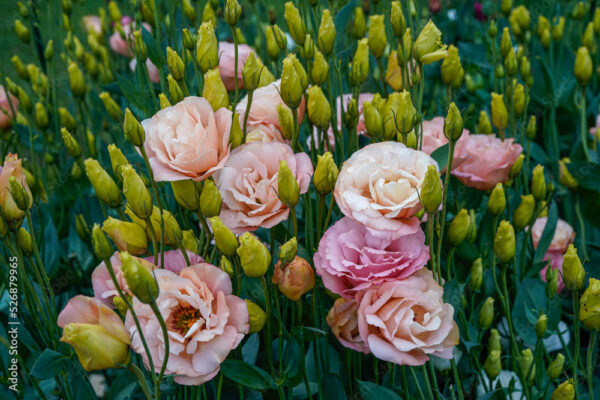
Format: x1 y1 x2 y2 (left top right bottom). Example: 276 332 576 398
213 142 313 233
334 142 437 237
130 59 160 83
532 217 575 293
357 268 459 366
92 250 204 307
451 134 522 190
218 42 252 91
141 96 232 182
420 116 470 156
125 263 249 385
245 122 288 144
0 85 18 130
314 216 429 299
326 298 369 353
109 18 151 57
236 80 305 131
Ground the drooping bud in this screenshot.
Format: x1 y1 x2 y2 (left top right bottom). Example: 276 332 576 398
559 158 578 190
284 2 306 46
563 244 585 291
237 232 271 277
202 68 228 110
513 194 535 231
196 21 219 73
444 102 464 141
208 216 238 257
61 128 81 159
102 217 147 255
99 92 123 122
199 179 222 218
123 108 145 147
120 251 158 303
84 158 121 208
245 300 267 333
494 220 515 263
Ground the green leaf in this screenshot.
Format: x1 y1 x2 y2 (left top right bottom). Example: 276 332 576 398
431 144 450 170
357 381 402 400
512 278 560 345
242 333 259 365
221 360 276 390
566 162 600 191
321 375 346 400
533 200 557 265
443 280 463 311
31 349 67 380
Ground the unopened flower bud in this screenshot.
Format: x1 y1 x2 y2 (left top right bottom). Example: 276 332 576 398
391 1 406 37
547 353 565 380
171 180 200 211
469 258 483 291
491 93 508 132
535 314 547 338
99 92 123 122
209 216 238 257
202 3 217 27
311 50 329 85
562 244 585 291
307 86 331 131
353 7 366 39
559 158 578 190
525 116 537 142
219 255 234 278
237 232 271 278
513 83 526 116
449 209 470 247
484 350 501 380
84 158 121 208
281 55 304 109
313 152 338 196
284 2 306 46
368 15 387 59
520 348 535 383
552 380 575 400
488 329 501 353
107 144 129 182
413 20 447 64
68 62 86 98
552 17 565 41
279 237 297 266
363 101 384 140
508 154 524 179
14 20 30 43
420 165 442 214
512 194 534 231
444 102 464 141
224 0 241 26
276 104 294 140
500 28 512 58
167 74 183 103
395 90 416 134
441 45 463 87
202 69 228 110
58 107 76 131
196 22 218 73
349 38 369 86
120 251 158 303
11 55 28 80
180 230 198 253
265 26 281 60
318 10 336 56
272 256 315 301
277 160 299 208
61 128 81 159
121 165 152 219
200 179 221 218
478 111 492 134
574 46 593 86
531 165 546 201
166 47 185 81
91 223 113 260
123 108 145 147
102 217 147 255
182 28 195 51
546 265 559 298
494 220 515 263
245 300 266 333
479 297 495 329
75 214 89 242
16 227 32 255
158 93 171 109
583 22 596 53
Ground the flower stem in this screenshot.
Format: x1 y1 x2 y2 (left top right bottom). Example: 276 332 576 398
127 363 153 400
572 290 581 400
150 299 170 399
587 330 598 400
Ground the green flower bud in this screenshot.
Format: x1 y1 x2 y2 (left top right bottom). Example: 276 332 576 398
318 10 336 56
158 93 171 109
102 217 147 255
107 144 129 182
276 104 294 140
448 209 469 247
91 224 113 260
311 50 329 86
123 108 145 147
166 47 185 81
547 354 565 380
108 0 122 22
395 90 416 134
224 0 241 26
500 27 512 58
574 46 593 86
279 237 297 266
559 158 578 190
45 40 54 61
171 180 201 211
14 20 30 43
121 165 152 219
583 22 596 53
17 2 29 18
241 51 261 92
513 83 526 116
520 57 531 80
99 92 123 122
552 17 565 41
11 55 29 80
307 85 331 131
509 154 525 179
202 3 217 27
513 194 534 231
313 152 339 196
479 297 495 329
280 54 304 109
200 179 221 218
272 24 287 51
397 29 413 66
209 216 238 256
61 128 81 159
420 165 442 214
467 209 477 243
441 45 464 88
353 7 366 39
546 264 559 298
535 314 547 338
245 300 266 333
16 227 32 255
277 160 299 208
167 74 184 104
237 232 271 277
494 220 515 263
478 111 493 134
219 256 234 278
488 329 501 352
531 165 546 201
75 214 89 242
68 61 86 98
484 350 501 380
265 26 281 60
284 2 306 46
84 158 121 208
132 31 147 60
469 258 483 291
363 101 384 140
34 102 48 130
58 107 76 131
182 28 196 51
552 380 575 400
196 21 219 73
520 348 535 383
540 28 550 49
202 69 228 110
349 38 369 86
563 244 585 291
255 58 275 88
444 102 464 141
413 20 447 64
491 93 508 131
368 15 387 59
391 1 406 37
120 251 158 303
526 115 537 140
488 20 498 38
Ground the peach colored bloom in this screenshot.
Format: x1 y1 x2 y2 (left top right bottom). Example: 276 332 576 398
532 217 575 293
236 80 305 131
218 42 252 91
130 59 161 83
0 85 18 130
334 142 437 237
213 141 313 233
451 134 522 190
109 18 151 57
92 250 204 307
245 122 288 144
83 15 102 35
272 256 315 301
314 216 429 299
326 298 369 353
0 154 32 224
357 268 459 365
420 116 470 155
125 263 249 385
141 96 232 182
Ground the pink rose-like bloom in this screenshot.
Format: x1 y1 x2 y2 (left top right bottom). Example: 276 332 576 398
141 96 232 182
58 295 130 342
451 134 522 190
236 80 305 131
213 141 313 234
0 85 18 130
92 250 204 307
83 15 102 35
109 18 151 57
357 268 459 366
334 142 437 238
218 42 252 91
130 59 161 83
314 216 429 299
326 298 370 353
245 122 288 144
125 263 249 385
532 217 575 293
420 116 470 156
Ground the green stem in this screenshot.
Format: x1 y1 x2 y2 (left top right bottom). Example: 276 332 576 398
575 195 589 262
587 330 598 400
127 363 153 400
242 90 254 143
290 208 298 238
376 57 388 96
260 277 274 374
146 216 160 266
573 290 581 400
436 140 456 273
231 26 240 110
150 299 170 399
579 87 590 162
